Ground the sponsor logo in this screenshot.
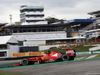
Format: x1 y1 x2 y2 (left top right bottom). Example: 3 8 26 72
52 53 58 56
46 57 48 60
10 52 44 57
41 57 44 60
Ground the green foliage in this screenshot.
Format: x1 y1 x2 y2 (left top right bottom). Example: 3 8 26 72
42 46 95 54
43 47 66 54
74 46 95 52
95 54 100 58
0 72 25 75
93 49 100 51
88 37 96 42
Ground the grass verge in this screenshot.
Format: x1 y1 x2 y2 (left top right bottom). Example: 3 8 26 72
74 46 95 52
0 71 26 75
42 46 95 53
94 54 100 58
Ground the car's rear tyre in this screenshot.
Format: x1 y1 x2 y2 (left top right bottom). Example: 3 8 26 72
62 54 69 61
21 59 29 66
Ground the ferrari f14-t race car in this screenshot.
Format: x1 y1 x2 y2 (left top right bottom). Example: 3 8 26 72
21 49 76 66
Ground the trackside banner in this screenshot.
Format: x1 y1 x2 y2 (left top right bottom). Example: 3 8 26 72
76 52 91 55
10 52 44 57
76 51 100 55
91 51 100 54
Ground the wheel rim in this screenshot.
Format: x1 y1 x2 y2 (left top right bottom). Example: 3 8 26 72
22 59 28 65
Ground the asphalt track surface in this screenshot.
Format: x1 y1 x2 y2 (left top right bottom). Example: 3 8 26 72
0 54 91 68
1 58 100 75
0 54 92 64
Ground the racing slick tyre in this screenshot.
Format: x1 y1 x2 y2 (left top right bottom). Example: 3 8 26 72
21 59 29 66
62 54 69 61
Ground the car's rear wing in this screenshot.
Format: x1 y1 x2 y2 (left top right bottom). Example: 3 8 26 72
65 49 76 56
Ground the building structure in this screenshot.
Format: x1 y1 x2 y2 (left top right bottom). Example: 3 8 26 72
85 29 100 38
78 10 100 39
0 36 19 58
0 19 95 46
4 24 65 34
88 10 100 29
63 19 95 37
1 5 99 57
20 5 47 25
15 22 21 26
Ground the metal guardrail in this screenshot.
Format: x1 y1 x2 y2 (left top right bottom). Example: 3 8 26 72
76 51 100 55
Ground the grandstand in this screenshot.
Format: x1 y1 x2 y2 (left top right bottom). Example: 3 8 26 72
79 10 100 39
0 19 95 37
1 24 65 35
88 10 100 30
63 19 95 37
0 19 96 47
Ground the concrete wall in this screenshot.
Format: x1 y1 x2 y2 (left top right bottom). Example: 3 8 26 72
13 31 67 41
0 45 19 58
24 40 46 46
96 19 100 24
7 45 19 57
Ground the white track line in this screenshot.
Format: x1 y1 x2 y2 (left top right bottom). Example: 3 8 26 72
86 55 97 59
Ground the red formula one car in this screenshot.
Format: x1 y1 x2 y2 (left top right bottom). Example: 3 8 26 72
20 49 76 66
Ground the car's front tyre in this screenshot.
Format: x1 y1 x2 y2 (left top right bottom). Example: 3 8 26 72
21 59 29 66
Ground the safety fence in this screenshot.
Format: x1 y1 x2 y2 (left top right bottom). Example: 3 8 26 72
76 51 100 55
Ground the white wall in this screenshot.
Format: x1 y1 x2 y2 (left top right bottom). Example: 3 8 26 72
24 40 46 46
96 19 100 23
89 46 100 51
13 32 67 41
21 21 48 25
0 45 19 58
7 45 19 57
